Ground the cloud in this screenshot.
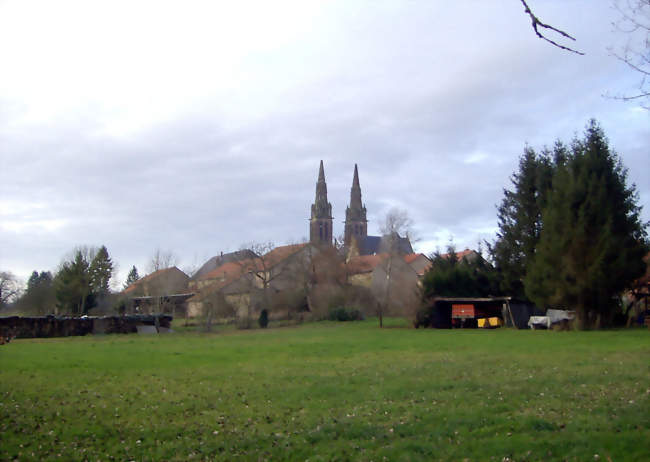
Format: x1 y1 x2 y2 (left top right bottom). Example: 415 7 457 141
1 1 648 285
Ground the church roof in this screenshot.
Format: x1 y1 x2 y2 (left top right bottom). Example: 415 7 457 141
355 234 413 256
358 235 382 255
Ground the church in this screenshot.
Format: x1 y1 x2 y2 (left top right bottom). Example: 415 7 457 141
309 160 413 256
125 161 420 319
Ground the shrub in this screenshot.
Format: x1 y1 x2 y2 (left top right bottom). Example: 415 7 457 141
258 309 269 328
413 302 452 329
328 307 364 322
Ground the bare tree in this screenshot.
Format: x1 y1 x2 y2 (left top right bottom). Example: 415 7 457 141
521 1 649 108
244 242 276 314
147 248 178 273
376 208 418 327
380 207 417 242
608 0 650 108
202 288 237 332
0 271 22 308
182 252 207 279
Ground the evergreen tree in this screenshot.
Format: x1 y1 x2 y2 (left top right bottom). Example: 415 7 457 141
525 120 648 328
489 145 558 298
89 245 113 295
421 244 499 298
19 271 55 315
55 251 95 315
124 265 140 290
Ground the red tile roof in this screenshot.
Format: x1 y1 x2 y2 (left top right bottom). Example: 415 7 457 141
189 244 312 302
403 253 432 276
346 254 388 275
403 253 421 264
261 243 309 268
440 248 477 261
123 266 184 294
198 261 253 282
196 244 308 281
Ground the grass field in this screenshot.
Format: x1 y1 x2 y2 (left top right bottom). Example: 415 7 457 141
1 320 649 461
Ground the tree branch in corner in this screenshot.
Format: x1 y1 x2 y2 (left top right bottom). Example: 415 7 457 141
520 0 585 55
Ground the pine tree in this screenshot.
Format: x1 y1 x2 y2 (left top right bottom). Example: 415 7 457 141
490 146 557 298
124 266 140 290
525 120 648 328
20 271 55 315
89 245 113 296
55 251 95 315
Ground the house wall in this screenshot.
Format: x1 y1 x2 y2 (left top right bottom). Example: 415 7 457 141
371 257 420 315
349 273 372 287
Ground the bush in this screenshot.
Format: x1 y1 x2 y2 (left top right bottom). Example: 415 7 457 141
258 309 269 328
328 307 364 322
413 302 452 329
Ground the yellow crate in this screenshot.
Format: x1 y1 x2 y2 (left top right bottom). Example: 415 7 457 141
478 317 502 328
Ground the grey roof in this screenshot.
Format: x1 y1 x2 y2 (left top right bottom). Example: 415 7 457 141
191 249 258 280
359 235 382 255
357 233 413 256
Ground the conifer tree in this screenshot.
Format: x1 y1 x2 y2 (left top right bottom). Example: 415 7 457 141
124 265 140 290
19 271 55 315
55 250 95 315
421 244 499 298
89 245 113 296
490 145 557 298
525 120 648 328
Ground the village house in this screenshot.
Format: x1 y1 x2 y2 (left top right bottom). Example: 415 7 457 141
186 243 318 319
122 266 192 316
124 161 421 319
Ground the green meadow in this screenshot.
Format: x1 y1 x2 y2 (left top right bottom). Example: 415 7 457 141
1 321 649 461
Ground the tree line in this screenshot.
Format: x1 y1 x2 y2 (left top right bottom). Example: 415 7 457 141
1 121 647 330
2 246 144 316
421 120 648 329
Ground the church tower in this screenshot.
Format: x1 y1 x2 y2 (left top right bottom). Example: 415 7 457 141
310 160 333 246
344 164 367 247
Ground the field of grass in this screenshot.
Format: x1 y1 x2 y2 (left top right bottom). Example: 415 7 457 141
1 320 649 461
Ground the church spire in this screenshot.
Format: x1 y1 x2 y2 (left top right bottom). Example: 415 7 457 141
310 160 333 246
349 163 362 210
344 164 367 248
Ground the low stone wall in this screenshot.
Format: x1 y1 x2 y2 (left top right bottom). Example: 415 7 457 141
0 315 173 339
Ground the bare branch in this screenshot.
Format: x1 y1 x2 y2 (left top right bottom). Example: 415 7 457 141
0 271 22 306
520 0 585 55
607 0 650 108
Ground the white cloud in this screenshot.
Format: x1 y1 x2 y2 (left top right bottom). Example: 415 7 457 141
1 0 648 282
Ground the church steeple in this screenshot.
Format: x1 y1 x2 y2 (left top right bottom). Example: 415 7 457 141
310 160 333 246
344 163 367 247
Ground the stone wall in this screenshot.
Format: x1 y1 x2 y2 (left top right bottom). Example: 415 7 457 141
0 315 173 339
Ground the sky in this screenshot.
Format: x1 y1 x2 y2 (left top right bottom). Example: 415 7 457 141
1 0 648 288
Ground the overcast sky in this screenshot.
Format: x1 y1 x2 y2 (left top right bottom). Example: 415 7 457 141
1 0 648 287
